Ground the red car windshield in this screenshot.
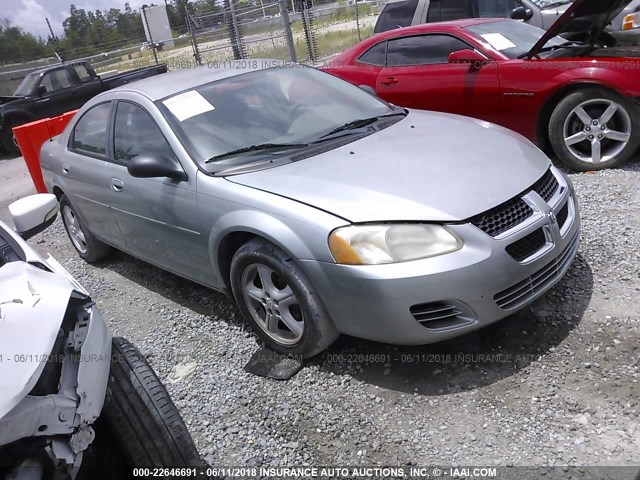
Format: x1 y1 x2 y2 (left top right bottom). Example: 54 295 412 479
466 20 568 59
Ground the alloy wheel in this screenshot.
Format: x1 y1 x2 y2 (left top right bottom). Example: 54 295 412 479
240 263 304 346
63 205 88 254
563 99 631 165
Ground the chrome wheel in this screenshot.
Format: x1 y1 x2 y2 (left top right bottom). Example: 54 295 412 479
240 264 304 345
62 205 87 254
563 99 631 165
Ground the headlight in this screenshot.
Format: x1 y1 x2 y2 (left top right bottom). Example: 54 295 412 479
328 224 462 265
623 12 640 30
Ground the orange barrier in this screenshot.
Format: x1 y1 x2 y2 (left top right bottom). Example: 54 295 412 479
12 110 78 194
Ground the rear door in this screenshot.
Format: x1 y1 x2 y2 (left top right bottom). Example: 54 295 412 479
375 33 502 122
63 101 123 246
68 63 104 109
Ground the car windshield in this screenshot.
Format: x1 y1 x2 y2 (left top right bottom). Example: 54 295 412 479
158 66 396 170
529 0 573 9
466 20 569 59
14 73 39 96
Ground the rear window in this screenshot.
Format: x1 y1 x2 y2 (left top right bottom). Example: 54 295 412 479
374 0 420 33
357 42 388 65
427 0 473 22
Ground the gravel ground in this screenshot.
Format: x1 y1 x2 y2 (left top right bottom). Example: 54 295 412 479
1 153 639 472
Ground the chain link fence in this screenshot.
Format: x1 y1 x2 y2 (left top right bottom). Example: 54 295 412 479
0 1 380 95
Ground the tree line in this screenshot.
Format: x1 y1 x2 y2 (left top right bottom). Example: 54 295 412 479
0 0 222 65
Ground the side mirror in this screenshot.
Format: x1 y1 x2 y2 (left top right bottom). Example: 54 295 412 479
448 49 489 69
8 194 59 240
511 6 533 21
36 85 47 97
127 154 186 181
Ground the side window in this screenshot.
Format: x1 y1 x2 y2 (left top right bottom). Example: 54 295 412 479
373 0 420 33
40 69 73 94
113 102 176 162
386 35 470 66
426 0 472 22
357 42 387 65
71 103 111 157
73 64 92 83
477 0 521 18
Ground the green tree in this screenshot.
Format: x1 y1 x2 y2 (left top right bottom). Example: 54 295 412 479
0 19 52 64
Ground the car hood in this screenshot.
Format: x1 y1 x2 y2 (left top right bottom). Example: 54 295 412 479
227 111 550 223
528 0 633 57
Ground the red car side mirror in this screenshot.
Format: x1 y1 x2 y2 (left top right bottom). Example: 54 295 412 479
448 49 490 70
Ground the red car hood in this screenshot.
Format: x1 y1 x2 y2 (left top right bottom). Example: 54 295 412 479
528 0 632 57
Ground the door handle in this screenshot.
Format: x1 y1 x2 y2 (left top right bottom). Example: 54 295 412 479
381 76 398 86
111 178 124 192
62 163 70 174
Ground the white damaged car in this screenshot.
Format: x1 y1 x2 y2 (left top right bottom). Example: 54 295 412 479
0 194 202 478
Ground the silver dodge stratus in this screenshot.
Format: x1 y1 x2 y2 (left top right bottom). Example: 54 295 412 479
41 62 581 358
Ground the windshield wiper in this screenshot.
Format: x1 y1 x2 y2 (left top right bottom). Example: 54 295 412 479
205 143 308 163
315 112 407 142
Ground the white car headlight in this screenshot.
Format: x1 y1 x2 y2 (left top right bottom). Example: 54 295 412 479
328 224 462 265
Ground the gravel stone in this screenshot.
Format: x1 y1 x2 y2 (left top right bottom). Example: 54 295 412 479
1 156 639 467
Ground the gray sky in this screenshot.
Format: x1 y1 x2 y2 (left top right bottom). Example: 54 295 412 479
5 0 147 39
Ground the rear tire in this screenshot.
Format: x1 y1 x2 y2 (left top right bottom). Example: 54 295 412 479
60 194 111 262
102 337 203 468
548 88 640 171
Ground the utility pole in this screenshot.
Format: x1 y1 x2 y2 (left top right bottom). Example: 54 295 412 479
45 17 58 42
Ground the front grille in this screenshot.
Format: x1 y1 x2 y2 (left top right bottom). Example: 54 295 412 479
505 228 547 262
470 169 559 237
410 302 472 330
532 169 559 203
494 232 579 310
557 201 569 230
470 198 534 237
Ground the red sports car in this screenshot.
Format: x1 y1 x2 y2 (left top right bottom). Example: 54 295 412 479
323 0 640 170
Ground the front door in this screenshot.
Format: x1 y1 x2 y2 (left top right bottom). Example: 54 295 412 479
33 68 77 119
106 101 210 283
375 33 502 123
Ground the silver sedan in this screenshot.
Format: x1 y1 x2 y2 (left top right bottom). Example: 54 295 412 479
41 62 580 358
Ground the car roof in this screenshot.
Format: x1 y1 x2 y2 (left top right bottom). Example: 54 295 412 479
28 61 85 76
380 17 507 37
111 60 285 101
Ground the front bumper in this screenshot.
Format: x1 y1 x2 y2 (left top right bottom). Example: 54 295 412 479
0 301 111 448
301 167 581 345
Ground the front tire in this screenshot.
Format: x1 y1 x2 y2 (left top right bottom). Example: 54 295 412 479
230 239 338 359
102 337 203 468
548 88 640 171
60 194 111 262
1 119 22 156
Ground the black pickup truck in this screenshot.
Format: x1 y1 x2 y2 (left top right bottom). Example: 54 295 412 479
0 60 167 155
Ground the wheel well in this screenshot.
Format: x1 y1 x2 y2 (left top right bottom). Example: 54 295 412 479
217 232 257 291
52 186 64 200
537 83 620 152
2 111 36 128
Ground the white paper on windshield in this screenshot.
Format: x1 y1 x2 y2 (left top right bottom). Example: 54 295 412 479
162 90 215 122
481 33 517 51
